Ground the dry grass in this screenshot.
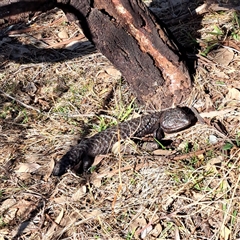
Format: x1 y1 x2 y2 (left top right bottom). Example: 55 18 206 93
0 1 240 240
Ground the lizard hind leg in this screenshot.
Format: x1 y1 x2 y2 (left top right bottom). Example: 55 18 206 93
74 153 94 174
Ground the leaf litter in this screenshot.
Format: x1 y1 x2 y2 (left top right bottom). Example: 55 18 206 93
0 1 240 239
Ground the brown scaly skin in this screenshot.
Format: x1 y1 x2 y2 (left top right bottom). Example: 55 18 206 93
52 107 192 176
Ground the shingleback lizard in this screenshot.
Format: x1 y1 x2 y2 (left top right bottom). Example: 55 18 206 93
52 107 192 176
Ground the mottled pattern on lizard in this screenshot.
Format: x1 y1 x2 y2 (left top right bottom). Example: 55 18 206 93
52 107 192 176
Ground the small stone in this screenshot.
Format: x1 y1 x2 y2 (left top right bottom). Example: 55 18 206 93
209 135 218 144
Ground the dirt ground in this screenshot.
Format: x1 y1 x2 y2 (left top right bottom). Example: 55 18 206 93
0 1 240 239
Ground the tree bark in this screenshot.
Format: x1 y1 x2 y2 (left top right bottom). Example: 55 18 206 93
0 0 192 109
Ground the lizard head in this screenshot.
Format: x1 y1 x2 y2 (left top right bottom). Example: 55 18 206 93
160 107 192 133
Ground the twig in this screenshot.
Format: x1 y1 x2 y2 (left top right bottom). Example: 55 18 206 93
199 108 239 118
161 3 240 25
7 16 66 36
0 89 41 113
95 141 226 179
172 141 225 161
46 35 85 49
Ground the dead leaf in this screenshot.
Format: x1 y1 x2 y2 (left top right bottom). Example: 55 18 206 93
60 211 79 228
65 40 81 50
220 225 231 240
112 139 138 155
153 149 175 155
129 215 147 236
178 141 189 150
215 71 229 79
91 172 102 188
55 208 64 224
24 82 37 96
200 109 232 118
93 155 106 166
105 67 121 77
198 154 205 161
58 29 69 39
225 88 240 101
2 207 18 224
24 154 39 162
192 192 207 201
38 99 50 110
0 199 16 212
43 208 64 240
17 173 32 180
72 186 87 201
141 225 153 239
150 223 162 237
15 163 41 173
205 156 223 173
212 48 234 66
0 229 11 239
53 196 68 204
44 158 55 181
3 199 37 225
83 209 102 219
97 71 110 80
